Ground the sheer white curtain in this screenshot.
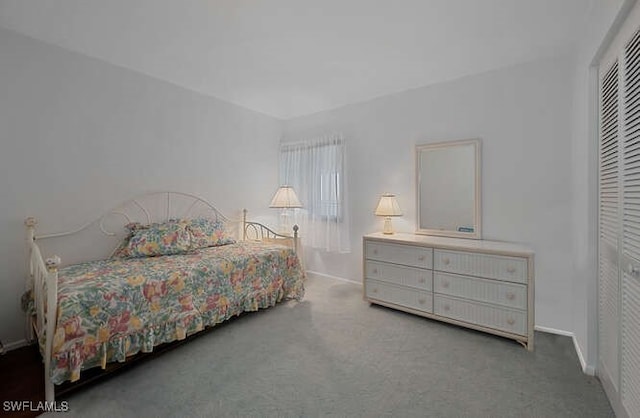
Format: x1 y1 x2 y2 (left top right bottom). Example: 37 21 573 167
279 134 351 253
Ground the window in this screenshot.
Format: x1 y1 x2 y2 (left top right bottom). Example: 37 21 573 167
279 134 350 252
318 170 340 220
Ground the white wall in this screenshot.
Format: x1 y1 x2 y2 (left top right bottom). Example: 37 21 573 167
570 0 630 373
0 28 283 348
284 55 575 331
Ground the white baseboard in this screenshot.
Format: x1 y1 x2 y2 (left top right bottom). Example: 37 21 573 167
534 325 574 337
306 270 361 285
2 339 29 353
573 336 596 376
533 326 595 375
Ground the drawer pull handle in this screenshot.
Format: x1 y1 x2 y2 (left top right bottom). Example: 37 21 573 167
507 266 516 274
442 281 450 288
372 288 378 294
506 292 515 300
418 298 426 305
444 304 450 311
373 268 378 274
373 249 378 255
418 255 426 261
507 318 515 325
443 258 450 265
419 278 426 283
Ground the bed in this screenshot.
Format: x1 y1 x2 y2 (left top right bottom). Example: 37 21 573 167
24 192 305 402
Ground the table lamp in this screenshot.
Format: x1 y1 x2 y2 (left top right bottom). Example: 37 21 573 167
270 185 302 234
375 193 402 234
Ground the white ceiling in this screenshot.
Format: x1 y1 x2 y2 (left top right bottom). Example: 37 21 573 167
0 0 593 119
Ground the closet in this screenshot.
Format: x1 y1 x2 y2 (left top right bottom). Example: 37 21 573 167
598 3 640 417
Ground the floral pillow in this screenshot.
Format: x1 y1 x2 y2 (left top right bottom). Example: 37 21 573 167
125 220 192 257
187 218 235 249
111 238 132 259
110 222 149 259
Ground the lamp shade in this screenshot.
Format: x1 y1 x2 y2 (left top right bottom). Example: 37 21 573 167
375 193 402 216
269 186 303 208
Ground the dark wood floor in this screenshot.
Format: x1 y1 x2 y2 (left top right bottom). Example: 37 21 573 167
0 345 44 418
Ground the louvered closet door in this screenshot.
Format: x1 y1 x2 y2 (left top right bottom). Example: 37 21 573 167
598 5 640 416
599 58 620 394
621 28 640 417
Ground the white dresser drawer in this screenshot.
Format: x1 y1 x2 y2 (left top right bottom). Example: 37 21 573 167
365 261 432 291
434 249 527 284
434 272 527 310
363 233 534 350
434 295 527 336
366 279 433 313
365 241 432 269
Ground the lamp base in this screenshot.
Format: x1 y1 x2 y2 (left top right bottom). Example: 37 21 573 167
382 217 395 235
279 209 291 235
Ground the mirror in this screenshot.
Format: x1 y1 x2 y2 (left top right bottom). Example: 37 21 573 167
416 138 481 239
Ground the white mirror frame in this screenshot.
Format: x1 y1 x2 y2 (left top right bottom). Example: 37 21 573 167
415 138 482 239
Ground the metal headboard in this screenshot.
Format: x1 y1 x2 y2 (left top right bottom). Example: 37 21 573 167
34 191 231 241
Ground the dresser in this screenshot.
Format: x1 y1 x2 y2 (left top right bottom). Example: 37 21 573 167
363 233 535 350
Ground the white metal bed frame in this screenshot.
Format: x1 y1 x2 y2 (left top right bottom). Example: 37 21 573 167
24 191 299 402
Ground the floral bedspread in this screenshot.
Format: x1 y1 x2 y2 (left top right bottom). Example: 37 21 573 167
48 241 305 384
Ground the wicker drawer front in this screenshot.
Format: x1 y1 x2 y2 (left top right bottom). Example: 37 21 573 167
365 241 432 269
434 250 527 284
366 279 433 312
365 261 432 291
434 295 527 336
434 272 526 310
